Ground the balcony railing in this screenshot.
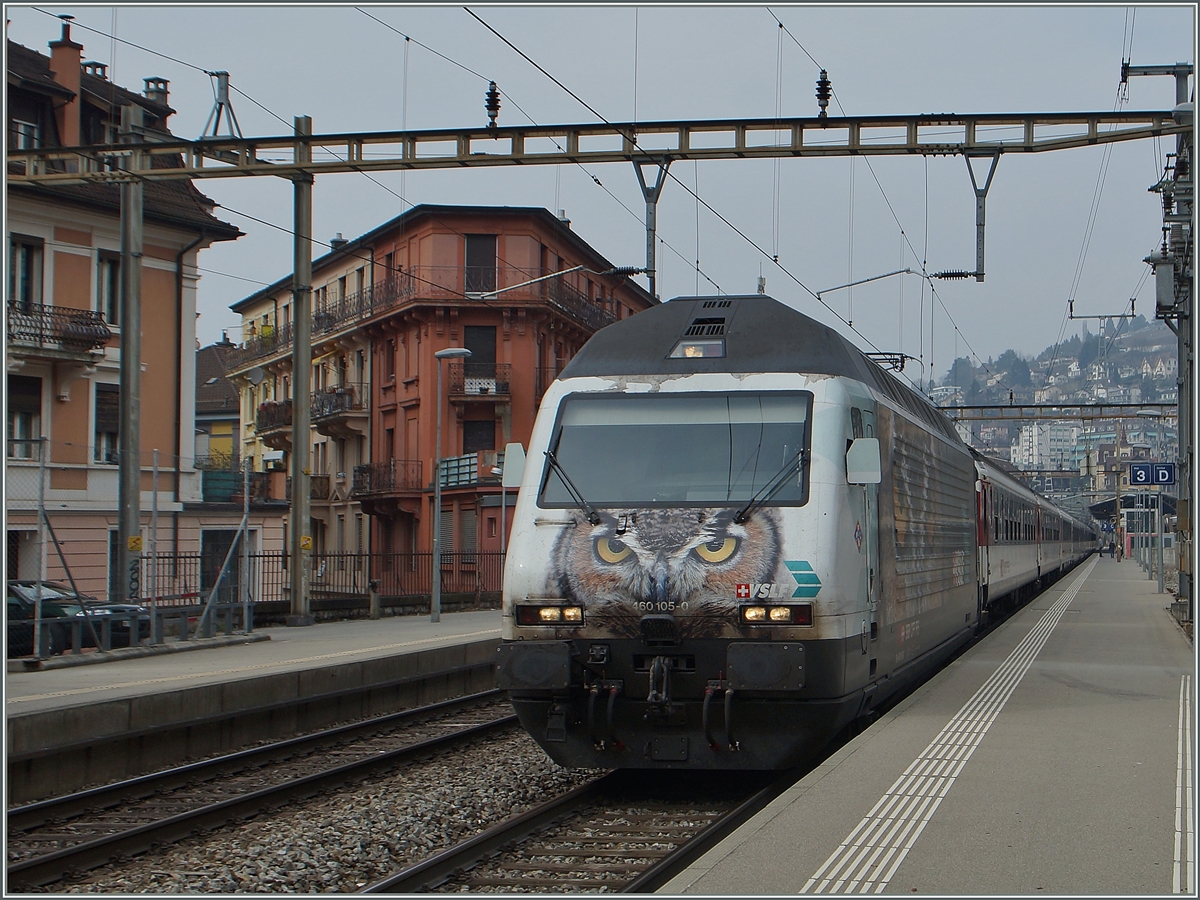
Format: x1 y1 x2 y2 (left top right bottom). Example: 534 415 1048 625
286 473 331 501
256 399 293 432
447 363 511 398
440 450 505 488
351 459 424 496
7 302 112 353
226 267 618 371
311 382 367 419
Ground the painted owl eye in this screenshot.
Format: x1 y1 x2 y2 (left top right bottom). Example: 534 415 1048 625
595 536 632 564
695 537 738 564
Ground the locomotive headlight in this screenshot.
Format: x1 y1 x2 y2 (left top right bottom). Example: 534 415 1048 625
740 604 814 626
516 605 584 626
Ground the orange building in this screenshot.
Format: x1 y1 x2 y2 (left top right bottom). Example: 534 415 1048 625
6 26 250 599
225 205 655 581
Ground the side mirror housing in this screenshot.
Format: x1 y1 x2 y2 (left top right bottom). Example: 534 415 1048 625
847 437 882 485
501 442 527 489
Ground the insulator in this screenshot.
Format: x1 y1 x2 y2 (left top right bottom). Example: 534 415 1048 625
606 266 642 277
815 70 831 120
485 81 501 129
932 269 972 280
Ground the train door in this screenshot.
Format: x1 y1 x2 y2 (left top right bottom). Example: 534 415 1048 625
850 407 880 667
977 479 991 618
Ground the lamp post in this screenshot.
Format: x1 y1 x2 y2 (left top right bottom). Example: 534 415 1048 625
432 347 471 623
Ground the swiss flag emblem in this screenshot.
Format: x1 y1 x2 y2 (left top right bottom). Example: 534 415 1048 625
736 583 751 599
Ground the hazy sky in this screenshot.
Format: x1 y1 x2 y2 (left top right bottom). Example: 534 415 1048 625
6 4 1194 388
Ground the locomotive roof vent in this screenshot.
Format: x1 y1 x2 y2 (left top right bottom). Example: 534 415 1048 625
684 316 726 337
701 299 732 309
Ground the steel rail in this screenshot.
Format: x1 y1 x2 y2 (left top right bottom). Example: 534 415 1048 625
7 693 515 889
622 767 804 893
360 767 801 893
359 773 617 893
8 111 1187 186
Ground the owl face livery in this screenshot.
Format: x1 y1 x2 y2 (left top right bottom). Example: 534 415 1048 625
499 296 1095 770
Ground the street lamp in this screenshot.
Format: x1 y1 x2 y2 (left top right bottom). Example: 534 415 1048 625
432 347 471 623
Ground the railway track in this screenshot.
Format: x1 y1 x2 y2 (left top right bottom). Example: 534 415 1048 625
6 690 516 889
363 768 798 893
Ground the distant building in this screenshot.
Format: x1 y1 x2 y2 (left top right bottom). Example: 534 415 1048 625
5 24 257 599
223 204 657 579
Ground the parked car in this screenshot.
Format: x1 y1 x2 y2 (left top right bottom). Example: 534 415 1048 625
7 582 150 655
6 583 71 658
75 601 152 647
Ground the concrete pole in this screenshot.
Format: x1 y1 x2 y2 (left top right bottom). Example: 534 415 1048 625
431 347 471 623
288 116 315 627
1157 489 1165 594
118 103 145 603
243 455 252 630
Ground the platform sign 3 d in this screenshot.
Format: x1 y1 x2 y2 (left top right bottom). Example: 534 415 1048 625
1129 462 1176 486
1154 463 1176 485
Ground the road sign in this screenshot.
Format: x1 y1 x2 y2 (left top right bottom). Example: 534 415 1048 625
1154 463 1176 485
1129 463 1153 485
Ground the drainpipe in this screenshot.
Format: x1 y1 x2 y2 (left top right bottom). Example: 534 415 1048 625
175 231 205 502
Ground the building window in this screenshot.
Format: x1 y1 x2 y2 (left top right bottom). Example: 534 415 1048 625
465 234 497 294
98 252 120 324
384 339 396 381
94 383 120 464
7 374 41 459
463 420 495 454
10 118 40 150
8 235 43 312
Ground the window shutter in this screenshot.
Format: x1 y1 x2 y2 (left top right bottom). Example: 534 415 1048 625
95 383 120 432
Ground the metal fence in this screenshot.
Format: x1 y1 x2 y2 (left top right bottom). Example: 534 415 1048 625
138 550 504 605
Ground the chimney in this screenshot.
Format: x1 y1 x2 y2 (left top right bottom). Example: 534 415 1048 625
330 233 348 250
49 17 83 146
143 77 169 106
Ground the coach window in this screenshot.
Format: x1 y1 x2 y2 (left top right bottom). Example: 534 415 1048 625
850 408 863 439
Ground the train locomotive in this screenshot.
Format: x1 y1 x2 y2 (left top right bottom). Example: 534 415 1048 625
497 295 1095 769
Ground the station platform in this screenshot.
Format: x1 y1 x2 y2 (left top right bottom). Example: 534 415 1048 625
6 610 502 802
663 555 1195 896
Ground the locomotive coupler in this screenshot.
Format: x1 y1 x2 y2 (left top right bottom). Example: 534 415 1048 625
586 680 623 750
645 655 676 717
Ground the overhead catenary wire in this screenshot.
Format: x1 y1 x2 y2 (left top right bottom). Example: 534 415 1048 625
354 6 724 293
463 8 878 339
769 6 1022 391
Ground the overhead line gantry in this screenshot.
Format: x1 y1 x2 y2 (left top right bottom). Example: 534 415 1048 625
14 108 1184 624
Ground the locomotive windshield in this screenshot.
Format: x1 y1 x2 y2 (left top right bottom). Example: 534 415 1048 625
539 391 812 508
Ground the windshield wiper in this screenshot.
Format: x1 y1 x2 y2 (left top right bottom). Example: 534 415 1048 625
733 448 809 523
544 450 602 525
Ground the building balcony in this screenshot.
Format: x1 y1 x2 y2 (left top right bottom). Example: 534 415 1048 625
440 450 505 488
351 459 424 497
286 473 332 501
447 363 511 400
224 267 617 374
201 470 286 505
7 302 112 360
255 399 293 451
311 382 368 438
